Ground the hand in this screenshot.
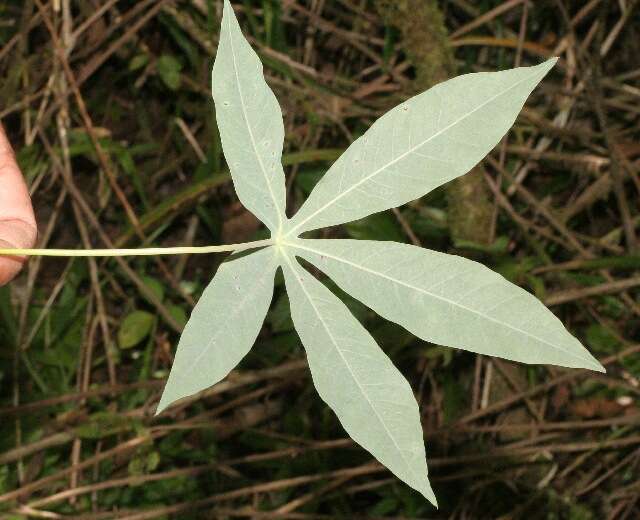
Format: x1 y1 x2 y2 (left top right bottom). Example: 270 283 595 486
0 123 37 286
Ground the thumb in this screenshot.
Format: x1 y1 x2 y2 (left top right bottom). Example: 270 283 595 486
0 219 37 286
0 123 37 286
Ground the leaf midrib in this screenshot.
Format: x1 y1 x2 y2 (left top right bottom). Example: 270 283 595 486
287 66 546 236
288 241 599 369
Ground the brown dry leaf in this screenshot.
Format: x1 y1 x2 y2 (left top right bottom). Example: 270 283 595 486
221 210 261 244
570 398 625 419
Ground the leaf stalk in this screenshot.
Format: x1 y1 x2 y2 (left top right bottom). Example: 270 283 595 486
0 239 274 258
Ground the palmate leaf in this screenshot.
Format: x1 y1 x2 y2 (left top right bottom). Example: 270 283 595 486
158 1 605 507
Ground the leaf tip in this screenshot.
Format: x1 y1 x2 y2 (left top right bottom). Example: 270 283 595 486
220 0 234 26
412 470 438 507
155 394 171 416
537 56 558 75
581 355 606 374
424 485 438 508
156 385 183 416
222 0 237 21
582 350 606 373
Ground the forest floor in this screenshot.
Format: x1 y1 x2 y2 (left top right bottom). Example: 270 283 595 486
0 1 639 518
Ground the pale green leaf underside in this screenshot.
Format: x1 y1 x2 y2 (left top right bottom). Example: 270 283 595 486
212 0 287 233
286 59 557 236
289 239 604 372
281 252 436 505
158 1 604 505
157 247 278 413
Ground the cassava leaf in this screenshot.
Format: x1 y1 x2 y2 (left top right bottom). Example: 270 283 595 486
281 253 437 505
157 1 605 505
288 239 604 372
285 59 556 236
212 0 287 233
157 247 278 413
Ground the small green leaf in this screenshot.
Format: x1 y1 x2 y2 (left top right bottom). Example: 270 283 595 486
157 54 182 90
167 304 188 330
119 310 155 349
141 275 165 303
129 53 149 71
128 450 160 476
585 324 621 354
